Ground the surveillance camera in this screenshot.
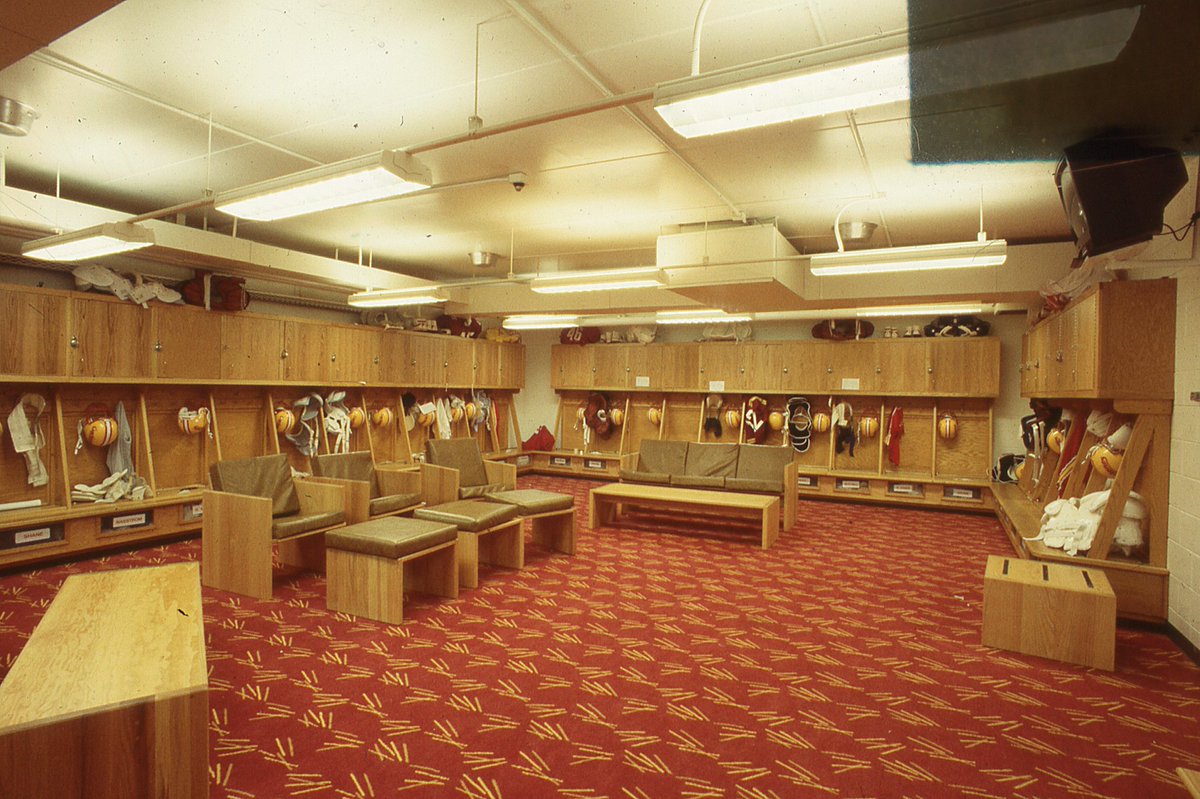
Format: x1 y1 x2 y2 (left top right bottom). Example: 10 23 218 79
509 171 527 192
513 181 525 192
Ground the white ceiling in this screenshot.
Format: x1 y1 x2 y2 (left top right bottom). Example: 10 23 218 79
0 0 1192 310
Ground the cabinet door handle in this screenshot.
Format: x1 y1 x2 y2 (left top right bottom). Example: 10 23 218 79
69 335 79 350
927 366 933 373
154 341 163 353
1055 350 1063 362
280 349 289 360
826 366 833 374
875 366 881 374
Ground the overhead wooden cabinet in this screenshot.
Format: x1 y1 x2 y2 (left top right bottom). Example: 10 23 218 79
656 343 700 391
777 341 829 393
221 314 284 381
1022 279 1175 399
550 344 590 389
153 305 221 380
929 338 1001 396
0 285 69 378
69 296 152 379
497 341 525 388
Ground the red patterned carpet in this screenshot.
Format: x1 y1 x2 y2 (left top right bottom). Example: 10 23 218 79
2 476 1198 798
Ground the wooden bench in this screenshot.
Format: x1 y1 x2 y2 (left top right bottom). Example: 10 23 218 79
589 482 780 549
0 562 208 798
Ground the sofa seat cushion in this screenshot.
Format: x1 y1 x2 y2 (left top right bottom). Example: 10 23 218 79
638 440 688 474
415 500 518 532
619 469 671 485
671 474 726 489
725 477 783 494
460 482 509 499
426 438 490 487
211 453 299 517
369 492 422 517
313 451 379 498
735 444 794 481
485 489 573 515
684 442 739 477
271 510 344 539
326 517 456 559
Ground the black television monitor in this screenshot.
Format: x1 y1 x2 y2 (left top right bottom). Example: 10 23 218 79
1055 138 1188 259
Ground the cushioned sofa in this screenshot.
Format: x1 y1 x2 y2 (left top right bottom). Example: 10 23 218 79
619 440 797 527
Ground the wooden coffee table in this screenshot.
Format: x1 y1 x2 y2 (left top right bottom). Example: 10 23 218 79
589 483 780 549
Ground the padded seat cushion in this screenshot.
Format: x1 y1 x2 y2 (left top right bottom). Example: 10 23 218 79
735 444 794 482
369 492 422 516
426 438 489 487
485 489 573 515
460 482 508 499
684 442 739 477
326 517 457 559
671 474 726 489
725 476 783 494
638 440 688 474
313 451 379 498
618 469 671 485
415 500 518 532
271 510 344 539
211 453 299 518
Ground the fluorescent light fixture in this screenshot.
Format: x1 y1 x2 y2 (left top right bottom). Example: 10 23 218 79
654 51 909 138
503 314 579 330
855 304 984 318
347 287 445 308
215 150 432 221
530 266 665 294
656 309 752 325
22 222 154 261
810 240 1007 276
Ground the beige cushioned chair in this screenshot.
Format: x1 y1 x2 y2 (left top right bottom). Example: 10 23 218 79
421 438 516 505
311 451 422 524
203 453 345 599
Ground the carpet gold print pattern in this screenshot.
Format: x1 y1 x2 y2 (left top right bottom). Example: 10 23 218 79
1 475 1198 798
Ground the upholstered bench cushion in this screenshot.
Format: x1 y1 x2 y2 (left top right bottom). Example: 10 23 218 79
619 469 671 485
735 444 793 481
460 482 509 499
671 474 726 489
272 510 344 539
725 476 783 494
415 500 518 532
369 492 422 516
485 489 573 515
684 442 739 477
638 440 688 474
326 517 457 559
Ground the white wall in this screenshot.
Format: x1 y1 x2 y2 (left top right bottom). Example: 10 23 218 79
1169 270 1200 648
512 314 1029 462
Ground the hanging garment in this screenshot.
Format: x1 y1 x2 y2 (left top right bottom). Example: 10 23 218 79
107 401 134 477
435 398 453 440
832 401 856 456
885 406 904 466
7 394 49 487
472 391 493 433
743 396 769 444
703 394 723 438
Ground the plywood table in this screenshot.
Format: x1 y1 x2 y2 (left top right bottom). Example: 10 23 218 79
0 562 208 798
589 483 780 549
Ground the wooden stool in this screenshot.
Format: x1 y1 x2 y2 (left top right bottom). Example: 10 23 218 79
982 555 1116 670
325 517 458 624
415 500 522 588
486 488 576 555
